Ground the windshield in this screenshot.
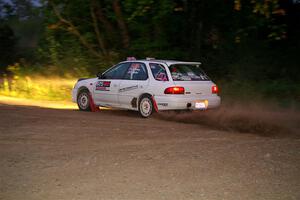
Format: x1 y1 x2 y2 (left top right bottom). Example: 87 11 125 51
169 64 210 81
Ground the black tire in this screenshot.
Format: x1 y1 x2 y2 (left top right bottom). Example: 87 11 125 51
138 95 154 118
77 89 91 111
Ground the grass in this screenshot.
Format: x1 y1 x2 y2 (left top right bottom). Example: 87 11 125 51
0 75 77 101
0 70 298 111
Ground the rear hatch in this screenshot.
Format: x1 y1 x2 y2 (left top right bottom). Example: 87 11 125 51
173 81 214 96
169 63 215 96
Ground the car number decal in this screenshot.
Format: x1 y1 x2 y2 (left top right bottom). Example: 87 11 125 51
96 81 111 91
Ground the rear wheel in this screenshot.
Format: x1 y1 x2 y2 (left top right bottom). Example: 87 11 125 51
138 95 154 118
77 90 91 111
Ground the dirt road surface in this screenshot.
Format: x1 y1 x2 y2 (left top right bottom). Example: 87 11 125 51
0 104 299 200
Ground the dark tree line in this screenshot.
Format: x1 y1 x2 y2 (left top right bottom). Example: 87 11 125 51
0 0 299 83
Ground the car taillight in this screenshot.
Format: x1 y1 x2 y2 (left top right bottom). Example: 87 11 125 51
164 86 185 94
212 85 218 94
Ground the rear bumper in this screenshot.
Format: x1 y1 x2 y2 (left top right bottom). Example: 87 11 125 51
154 95 221 110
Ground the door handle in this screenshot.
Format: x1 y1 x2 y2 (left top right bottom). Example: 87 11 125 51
113 84 118 87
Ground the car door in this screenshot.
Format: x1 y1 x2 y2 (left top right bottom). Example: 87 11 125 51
118 62 149 108
94 63 129 106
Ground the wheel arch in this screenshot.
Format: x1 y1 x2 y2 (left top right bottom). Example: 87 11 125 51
138 92 158 113
138 92 153 101
77 86 91 97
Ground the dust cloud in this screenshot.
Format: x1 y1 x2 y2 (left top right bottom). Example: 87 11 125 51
157 102 300 137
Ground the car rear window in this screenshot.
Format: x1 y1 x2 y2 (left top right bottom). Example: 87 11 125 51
169 64 210 81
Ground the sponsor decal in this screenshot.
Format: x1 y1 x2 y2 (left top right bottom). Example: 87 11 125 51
96 81 111 91
119 85 138 93
157 103 168 107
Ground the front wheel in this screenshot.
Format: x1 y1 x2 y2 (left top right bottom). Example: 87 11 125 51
77 90 91 111
138 95 154 118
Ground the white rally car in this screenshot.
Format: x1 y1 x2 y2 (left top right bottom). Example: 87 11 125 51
72 58 221 117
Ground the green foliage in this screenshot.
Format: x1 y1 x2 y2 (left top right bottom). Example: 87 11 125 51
233 0 287 41
0 75 75 101
0 0 299 105
0 63 75 101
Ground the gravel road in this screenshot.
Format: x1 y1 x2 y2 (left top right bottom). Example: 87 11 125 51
0 104 299 200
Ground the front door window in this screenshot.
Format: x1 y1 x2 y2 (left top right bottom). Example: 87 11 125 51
102 63 129 79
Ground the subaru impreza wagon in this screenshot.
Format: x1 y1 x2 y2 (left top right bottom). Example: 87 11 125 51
72 58 221 117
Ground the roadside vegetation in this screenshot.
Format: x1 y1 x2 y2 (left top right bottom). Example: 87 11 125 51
0 0 299 106
0 63 76 101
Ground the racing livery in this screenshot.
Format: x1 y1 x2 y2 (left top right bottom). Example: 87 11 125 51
72 59 221 117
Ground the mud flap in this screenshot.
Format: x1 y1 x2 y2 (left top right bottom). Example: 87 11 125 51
151 96 159 113
89 94 100 112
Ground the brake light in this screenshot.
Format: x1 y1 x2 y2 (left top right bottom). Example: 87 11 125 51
212 85 218 94
164 86 185 94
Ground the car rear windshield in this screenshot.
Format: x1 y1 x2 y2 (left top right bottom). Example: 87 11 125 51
169 64 210 81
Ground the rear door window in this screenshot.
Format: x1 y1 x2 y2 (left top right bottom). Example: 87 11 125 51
149 63 168 81
169 64 210 81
